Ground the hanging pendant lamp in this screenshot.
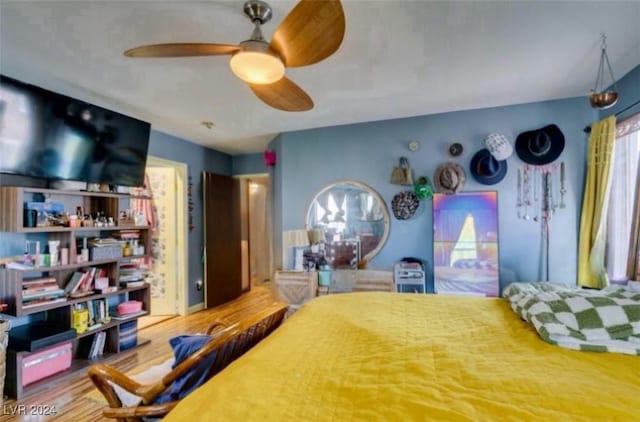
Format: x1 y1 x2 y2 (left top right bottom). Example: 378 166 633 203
588 34 619 110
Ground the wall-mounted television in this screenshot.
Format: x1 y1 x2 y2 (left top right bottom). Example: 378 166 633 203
0 75 151 187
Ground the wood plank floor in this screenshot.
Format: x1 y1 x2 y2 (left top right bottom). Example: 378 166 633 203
0 285 283 421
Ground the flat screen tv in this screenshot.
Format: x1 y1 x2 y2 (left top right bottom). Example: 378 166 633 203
0 75 151 187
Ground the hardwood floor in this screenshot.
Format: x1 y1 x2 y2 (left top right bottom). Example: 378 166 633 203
0 284 283 421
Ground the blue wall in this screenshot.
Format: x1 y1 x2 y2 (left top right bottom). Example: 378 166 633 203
271 98 597 292
0 129 232 308
232 153 266 175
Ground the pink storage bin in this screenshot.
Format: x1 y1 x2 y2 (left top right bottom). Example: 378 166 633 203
22 341 72 386
117 300 143 315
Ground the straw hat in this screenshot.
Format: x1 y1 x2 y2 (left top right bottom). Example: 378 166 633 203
433 162 465 194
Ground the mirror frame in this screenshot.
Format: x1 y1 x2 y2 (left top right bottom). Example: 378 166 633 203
305 179 390 264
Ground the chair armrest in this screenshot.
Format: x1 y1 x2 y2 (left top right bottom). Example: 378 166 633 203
87 364 146 407
205 320 229 335
102 400 178 419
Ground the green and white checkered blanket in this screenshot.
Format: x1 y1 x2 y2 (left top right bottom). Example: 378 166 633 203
503 282 640 355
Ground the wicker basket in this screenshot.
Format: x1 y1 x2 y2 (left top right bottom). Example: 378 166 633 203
0 319 9 408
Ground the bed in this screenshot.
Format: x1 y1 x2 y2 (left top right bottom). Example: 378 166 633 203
165 291 639 421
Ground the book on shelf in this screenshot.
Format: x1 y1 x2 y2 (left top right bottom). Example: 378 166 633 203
64 271 87 296
22 296 67 308
22 288 65 301
87 331 106 360
110 310 146 320
23 277 60 295
22 276 57 286
85 299 110 325
96 331 106 357
64 267 101 296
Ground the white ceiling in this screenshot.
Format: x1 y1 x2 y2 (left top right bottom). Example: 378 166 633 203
1 1 639 155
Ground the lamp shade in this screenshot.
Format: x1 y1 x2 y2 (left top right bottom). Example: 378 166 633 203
283 230 309 247
230 51 285 85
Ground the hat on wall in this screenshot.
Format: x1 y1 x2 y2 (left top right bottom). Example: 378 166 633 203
515 124 565 165
469 148 508 185
391 190 420 220
484 133 513 161
433 162 465 194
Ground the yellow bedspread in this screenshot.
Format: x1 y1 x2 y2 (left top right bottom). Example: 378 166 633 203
166 293 640 421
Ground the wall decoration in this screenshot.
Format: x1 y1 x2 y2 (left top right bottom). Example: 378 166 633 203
188 175 195 232
433 191 499 297
306 180 389 263
469 148 507 185
484 133 513 160
516 162 565 281
448 142 464 157
433 162 465 194
389 157 413 185
515 124 565 165
391 190 420 220
145 168 170 299
588 33 619 109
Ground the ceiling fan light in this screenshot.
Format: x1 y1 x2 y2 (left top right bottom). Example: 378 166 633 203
230 51 285 85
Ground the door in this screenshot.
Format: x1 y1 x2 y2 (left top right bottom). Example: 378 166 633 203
145 166 179 315
203 172 243 308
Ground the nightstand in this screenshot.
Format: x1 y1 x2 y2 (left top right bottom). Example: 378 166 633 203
394 262 426 293
274 271 318 314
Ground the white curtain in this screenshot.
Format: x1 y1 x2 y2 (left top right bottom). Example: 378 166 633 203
606 117 640 283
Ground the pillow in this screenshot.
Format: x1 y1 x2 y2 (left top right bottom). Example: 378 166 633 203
151 334 216 404
110 357 176 407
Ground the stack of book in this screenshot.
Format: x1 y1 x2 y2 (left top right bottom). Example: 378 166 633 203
22 277 66 308
119 262 147 288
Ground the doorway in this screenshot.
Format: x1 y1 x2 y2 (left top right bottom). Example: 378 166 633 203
245 175 272 286
138 156 188 329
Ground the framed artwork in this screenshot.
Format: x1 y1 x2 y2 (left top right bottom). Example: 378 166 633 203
432 191 500 297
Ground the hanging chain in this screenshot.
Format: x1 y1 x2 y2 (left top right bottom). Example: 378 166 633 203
593 33 618 93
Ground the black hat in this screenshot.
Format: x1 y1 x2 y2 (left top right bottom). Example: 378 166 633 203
515 124 565 165
469 149 507 185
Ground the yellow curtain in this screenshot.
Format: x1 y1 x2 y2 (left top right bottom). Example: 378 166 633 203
578 115 616 288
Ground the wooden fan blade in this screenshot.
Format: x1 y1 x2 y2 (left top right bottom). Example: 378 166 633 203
249 77 313 112
270 0 345 68
124 43 239 57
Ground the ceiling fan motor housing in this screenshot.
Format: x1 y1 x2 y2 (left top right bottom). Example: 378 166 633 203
244 0 273 24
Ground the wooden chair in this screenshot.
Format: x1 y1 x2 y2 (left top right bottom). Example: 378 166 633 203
88 302 288 422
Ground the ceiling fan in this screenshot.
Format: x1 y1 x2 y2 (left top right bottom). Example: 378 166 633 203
124 0 345 112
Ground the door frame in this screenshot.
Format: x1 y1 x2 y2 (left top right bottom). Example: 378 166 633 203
146 155 189 316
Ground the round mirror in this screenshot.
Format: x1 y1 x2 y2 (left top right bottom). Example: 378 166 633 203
306 180 389 266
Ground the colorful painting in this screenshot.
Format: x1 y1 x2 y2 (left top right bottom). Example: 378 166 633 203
432 191 499 297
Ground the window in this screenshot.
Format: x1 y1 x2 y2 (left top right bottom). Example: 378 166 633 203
606 113 640 283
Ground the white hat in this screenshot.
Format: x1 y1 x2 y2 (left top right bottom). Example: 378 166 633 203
484 133 513 161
